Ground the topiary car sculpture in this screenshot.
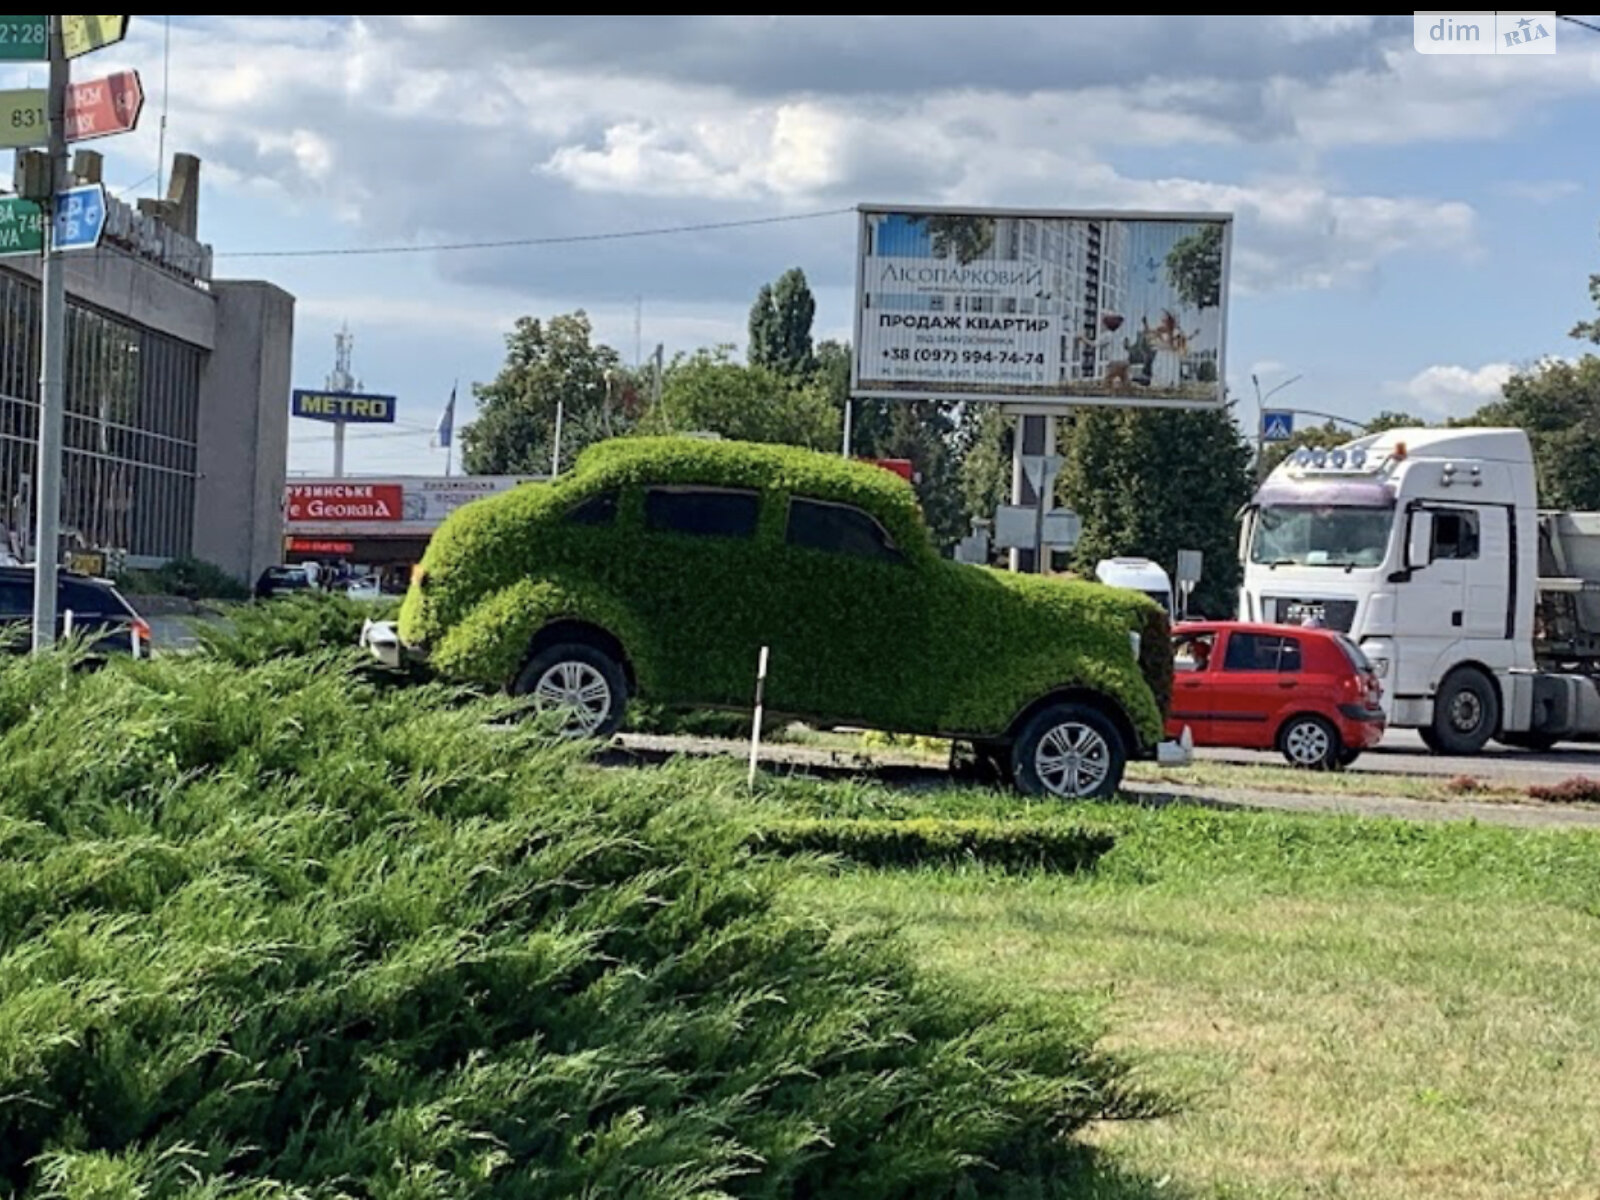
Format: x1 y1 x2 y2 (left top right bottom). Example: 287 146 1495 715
362 436 1187 799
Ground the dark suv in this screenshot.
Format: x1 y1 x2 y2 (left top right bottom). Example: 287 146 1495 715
0 566 153 658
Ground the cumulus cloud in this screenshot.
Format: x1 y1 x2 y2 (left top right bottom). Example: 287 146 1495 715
1388 363 1515 418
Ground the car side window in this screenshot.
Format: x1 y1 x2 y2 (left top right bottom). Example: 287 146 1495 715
1223 633 1299 672
0 579 29 618
785 497 905 565
1173 631 1215 672
61 580 116 618
644 487 760 539
1431 509 1480 560
565 489 618 527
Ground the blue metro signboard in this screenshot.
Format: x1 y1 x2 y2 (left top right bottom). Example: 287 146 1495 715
291 389 397 424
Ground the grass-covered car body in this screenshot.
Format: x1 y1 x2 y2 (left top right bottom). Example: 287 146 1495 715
394 437 1174 788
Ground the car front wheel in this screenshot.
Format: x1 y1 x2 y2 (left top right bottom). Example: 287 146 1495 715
1011 703 1128 801
512 642 628 739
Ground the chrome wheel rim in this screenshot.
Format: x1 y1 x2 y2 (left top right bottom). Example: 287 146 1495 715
1034 722 1112 797
1449 690 1483 734
1285 720 1331 767
532 661 612 736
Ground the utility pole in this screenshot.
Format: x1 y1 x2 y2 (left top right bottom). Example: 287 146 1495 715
30 15 69 651
1252 371 1303 482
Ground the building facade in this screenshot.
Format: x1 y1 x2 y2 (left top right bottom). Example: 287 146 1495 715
0 151 293 584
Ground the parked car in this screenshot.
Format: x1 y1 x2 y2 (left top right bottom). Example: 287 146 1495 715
0 565 153 659
1167 620 1386 769
255 564 312 600
346 576 384 602
362 436 1188 799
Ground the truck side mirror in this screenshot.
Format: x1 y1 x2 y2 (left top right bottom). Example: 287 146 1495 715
1406 510 1433 570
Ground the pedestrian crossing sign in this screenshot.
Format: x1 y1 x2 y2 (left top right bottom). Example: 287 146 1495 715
1262 410 1295 442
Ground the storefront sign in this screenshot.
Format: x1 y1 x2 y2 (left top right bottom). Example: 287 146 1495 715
285 483 404 522
287 538 356 555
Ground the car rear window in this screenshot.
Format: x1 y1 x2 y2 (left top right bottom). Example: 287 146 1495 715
1334 634 1373 673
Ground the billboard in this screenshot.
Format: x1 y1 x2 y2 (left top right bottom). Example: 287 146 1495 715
291 389 398 424
851 205 1232 410
283 475 542 536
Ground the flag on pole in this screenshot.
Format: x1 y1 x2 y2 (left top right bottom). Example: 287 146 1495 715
432 383 456 449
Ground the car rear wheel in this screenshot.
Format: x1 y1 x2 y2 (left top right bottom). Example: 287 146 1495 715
1279 714 1341 770
512 642 628 739
1011 703 1127 801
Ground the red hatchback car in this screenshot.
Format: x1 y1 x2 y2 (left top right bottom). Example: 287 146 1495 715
1166 621 1386 769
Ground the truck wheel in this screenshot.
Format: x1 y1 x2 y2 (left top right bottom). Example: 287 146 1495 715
1429 667 1499 756
1012 703 1127 801
512 642 628 739
1279 714 1341 771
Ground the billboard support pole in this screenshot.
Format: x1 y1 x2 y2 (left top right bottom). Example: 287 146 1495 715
333 420 346 479
842 397 853 458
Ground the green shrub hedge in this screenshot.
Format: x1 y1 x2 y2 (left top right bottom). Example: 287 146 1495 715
402 436 1168 749
116 555 251 602
0 651 1157 1196
194 591 402 667
749 817 1116 873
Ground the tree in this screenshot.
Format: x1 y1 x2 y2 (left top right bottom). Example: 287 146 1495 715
1165 224 1224 311
1255 421 1354 478
1570 222 1600 344
748 268 816 376
907 214 996 265
461 312 623 476
641 345 838 450
956 405 1013 545
1061 405 1255 618
1463 357 1600 508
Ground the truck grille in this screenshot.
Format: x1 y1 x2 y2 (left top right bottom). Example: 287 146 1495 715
1263 596 1357 633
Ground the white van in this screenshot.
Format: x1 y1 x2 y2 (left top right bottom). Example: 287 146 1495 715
1095 557 1176 622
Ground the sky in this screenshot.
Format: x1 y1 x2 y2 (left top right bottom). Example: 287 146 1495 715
4 14 1600 477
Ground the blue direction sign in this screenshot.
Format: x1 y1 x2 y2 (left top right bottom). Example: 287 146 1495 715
1261 410 1295 442
292 389 398 424
51 182 107 253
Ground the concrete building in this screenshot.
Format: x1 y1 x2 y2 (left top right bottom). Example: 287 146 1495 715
0 150 293 584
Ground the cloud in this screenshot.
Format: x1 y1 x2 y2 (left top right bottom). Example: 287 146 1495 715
1387 362 1514 418
1495 179 1584 204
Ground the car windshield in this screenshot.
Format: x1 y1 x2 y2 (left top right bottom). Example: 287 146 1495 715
1249 505 1393 568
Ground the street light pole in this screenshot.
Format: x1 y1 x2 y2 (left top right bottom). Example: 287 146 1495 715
1252 371 1303 482
30 15 69 651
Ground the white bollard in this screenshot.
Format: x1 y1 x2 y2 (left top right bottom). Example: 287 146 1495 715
747 645 770 788
62 608 73 639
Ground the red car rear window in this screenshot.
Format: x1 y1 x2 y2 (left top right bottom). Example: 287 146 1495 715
1333 634 1372 673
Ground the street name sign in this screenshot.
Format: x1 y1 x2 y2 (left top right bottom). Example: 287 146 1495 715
0 70 145 148
51 182 107 253
0 16 47 61
62 15 129 60
0 196 44 258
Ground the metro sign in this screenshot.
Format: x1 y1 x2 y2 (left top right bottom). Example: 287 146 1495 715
286 483 403 522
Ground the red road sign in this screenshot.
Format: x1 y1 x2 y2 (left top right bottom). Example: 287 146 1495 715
65 69 143 142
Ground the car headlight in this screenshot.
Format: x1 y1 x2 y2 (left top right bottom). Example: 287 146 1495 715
1129 630 1142 659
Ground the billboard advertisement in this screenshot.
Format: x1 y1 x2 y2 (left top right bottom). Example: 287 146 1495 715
283 476 541 535
291 390 398 424
851 205 1232 409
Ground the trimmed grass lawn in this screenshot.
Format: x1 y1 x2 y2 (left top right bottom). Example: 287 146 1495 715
772 780 1600 1199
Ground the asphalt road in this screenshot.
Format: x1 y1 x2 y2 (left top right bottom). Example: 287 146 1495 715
1195 729 1600 784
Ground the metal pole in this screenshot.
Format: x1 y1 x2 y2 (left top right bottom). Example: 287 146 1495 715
1252 373 1264 482
842 397 853 458
333 421 346 478
552 398 564 477
30 15 69 652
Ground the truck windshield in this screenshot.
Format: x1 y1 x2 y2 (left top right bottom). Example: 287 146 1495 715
1249 505 1393 568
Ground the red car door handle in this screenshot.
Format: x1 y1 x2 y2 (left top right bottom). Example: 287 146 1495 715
1278 680 1295 688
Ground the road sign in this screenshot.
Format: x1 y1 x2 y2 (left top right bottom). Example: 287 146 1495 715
65 69 143 141
51 183 106 253
62 15 129 60
0 195 44 258
993 505 1081 551
0 16 48 61
0 71 145 149
0 88 47 149
1021 453 1065 496
1261 410 1295 442
1176 549 1203 587
291 390 399 424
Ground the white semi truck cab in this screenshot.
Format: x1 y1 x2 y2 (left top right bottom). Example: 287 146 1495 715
1238 426 1600 754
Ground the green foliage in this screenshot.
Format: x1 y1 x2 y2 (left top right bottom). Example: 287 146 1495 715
747 267 816 377
1461 356 1600 509
1255 411 1427 479
193 591 402 668
1062 406 1254 618
0 652 1156 1197
116 556 249 601
1165 224 1224 311
460 311 626 475
955 405 1013 550
403 436 1167 748
748 817 1116 873
640 345 839 450
1570 221 1600 344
